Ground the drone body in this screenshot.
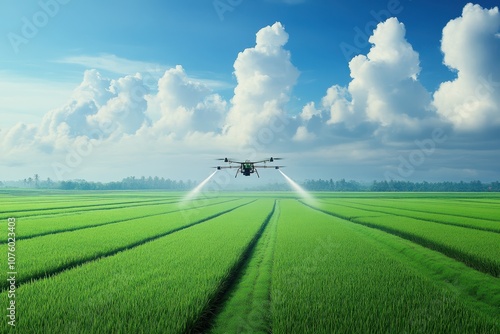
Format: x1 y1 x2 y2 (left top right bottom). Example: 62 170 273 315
215 157 283 178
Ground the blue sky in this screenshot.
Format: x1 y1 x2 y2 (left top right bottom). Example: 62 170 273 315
2 1 482 95
1 0 500 184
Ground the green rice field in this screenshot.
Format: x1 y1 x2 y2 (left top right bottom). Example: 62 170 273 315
1 190 499 333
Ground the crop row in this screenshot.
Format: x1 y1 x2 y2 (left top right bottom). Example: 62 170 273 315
2 199 275 333
0 199 251 289
0 198 235 242
271 200 500 333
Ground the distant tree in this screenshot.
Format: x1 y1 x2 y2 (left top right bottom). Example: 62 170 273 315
60 181 76 190
490 181 500 192
34 174 40 188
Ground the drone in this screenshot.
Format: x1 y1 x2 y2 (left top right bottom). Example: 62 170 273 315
214 157 284 178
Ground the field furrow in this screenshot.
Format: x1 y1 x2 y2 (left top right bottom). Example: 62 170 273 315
210 200 280 333
190 200 277 333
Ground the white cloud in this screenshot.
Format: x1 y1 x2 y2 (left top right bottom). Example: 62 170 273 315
433 3 500 131
147 65 227 136
0 69 152 162
1 123 37 149
293 126 315 141
328 18 431 128
224 22 299 145
321 86 352 126
293 16 436 148
299 102 321 121
87 73 151 137
37 69 150 143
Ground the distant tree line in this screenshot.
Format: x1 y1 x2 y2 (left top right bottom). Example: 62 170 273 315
302 179 500 192
3 175 500 192
59 176 195 191
2 175 194 191
303 179 364 191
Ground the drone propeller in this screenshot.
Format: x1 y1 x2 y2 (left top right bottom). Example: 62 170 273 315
215 158 231 163
255 165 285 169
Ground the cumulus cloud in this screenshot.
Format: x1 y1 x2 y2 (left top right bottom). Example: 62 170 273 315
88 72 151 137
321 18 432 131
297 101 320 122
224 22 299 145
146 65 227 137
1 123 37 149
293 126 316 141
1 69 152 159
433 3 500 131
39 69 150 142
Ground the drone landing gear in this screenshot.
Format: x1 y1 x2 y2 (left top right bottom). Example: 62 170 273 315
255 169 260 178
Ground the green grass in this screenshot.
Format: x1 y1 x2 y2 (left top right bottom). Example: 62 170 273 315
1 191 499 333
